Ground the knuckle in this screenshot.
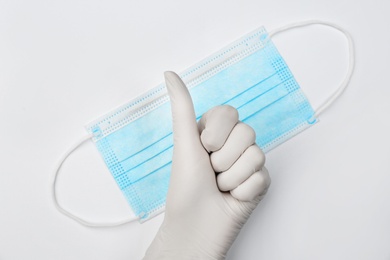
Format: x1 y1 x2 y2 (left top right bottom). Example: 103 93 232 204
256 172 268 190
231 185 257 202
262 167 271 188
200 130 221 151
258 168 271 190
218 105 239 120
248 145 265 165
216 173 230 191
237 123 256 142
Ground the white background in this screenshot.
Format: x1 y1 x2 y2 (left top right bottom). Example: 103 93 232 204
1 0 389 259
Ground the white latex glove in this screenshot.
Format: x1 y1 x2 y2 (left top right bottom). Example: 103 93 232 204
144 71 271 260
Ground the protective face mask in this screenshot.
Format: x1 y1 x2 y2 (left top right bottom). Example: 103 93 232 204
53 20 355 227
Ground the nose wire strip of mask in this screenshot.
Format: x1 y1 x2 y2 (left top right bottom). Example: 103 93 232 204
269 20 355 117
52 20 355 227
52 134 140 227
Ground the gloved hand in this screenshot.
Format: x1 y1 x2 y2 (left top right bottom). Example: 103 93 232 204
143 71 271 260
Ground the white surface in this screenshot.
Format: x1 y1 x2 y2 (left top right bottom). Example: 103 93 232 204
0 0 389 259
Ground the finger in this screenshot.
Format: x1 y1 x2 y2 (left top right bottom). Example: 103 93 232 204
198 105 238 152
230 167 271 202
164 71 201 149
210 122 255 172
217 145 265 191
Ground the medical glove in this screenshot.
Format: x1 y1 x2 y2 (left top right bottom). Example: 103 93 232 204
143 71 271 260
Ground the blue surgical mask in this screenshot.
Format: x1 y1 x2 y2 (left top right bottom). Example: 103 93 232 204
52 20 355 227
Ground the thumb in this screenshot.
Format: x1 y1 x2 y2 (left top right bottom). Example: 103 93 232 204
164 71 201 148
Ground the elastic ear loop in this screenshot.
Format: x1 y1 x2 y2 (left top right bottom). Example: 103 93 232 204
269 20 355 117
52 134 139 227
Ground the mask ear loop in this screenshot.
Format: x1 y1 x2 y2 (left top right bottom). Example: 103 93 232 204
269 20 355 118
52 134 140 227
